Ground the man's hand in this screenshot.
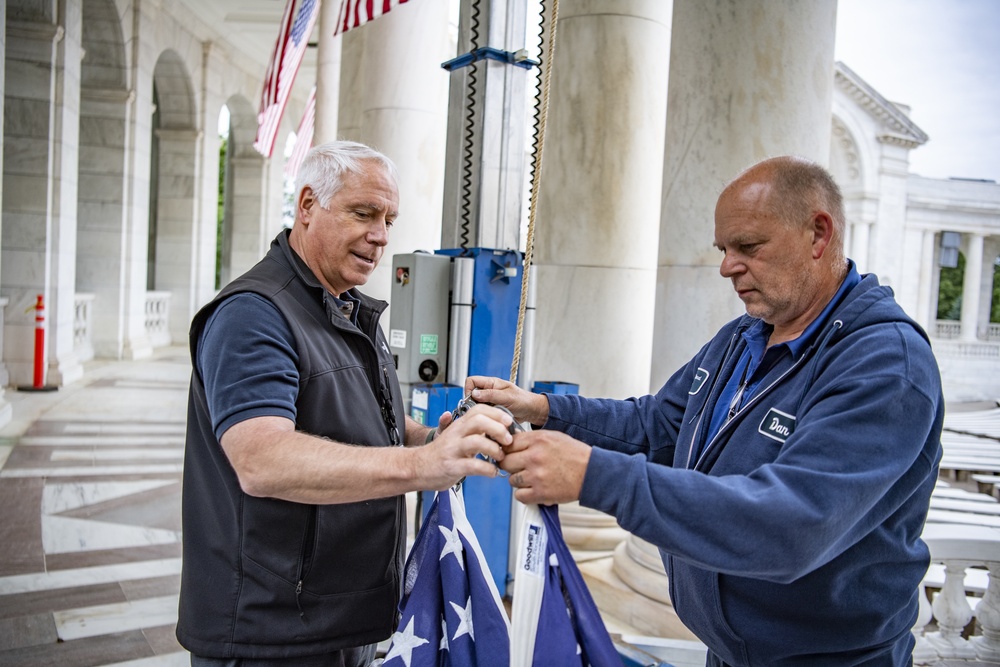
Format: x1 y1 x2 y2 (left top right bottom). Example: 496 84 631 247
465 376 550 426
414 403 514 491
500 430 591 505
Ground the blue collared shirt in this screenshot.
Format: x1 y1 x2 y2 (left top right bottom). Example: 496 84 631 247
704 260 862 445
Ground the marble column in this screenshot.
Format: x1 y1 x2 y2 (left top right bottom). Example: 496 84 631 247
961 233 984 342
651 0 837 388
341 0 452 306
977 237 1000 339
76 87 142 359
224 156 272 282
314 0 342 145
336 28 365 142
915 229 937 332
531 0 672 399
0 5 9 425
851 220 872 274
120 0 158 360
3 1 85 387
153 129 202 343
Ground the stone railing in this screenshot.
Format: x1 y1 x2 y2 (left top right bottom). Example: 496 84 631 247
937 320 962 340
934 320 1000 345
913 522 1000 665
145 291 173 347
934 340 1000 360
73 292 173 359
577 507 1000 664
73 293 95 362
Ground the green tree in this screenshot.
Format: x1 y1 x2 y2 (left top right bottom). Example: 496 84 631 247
216 136 227 290
992 256 1000 323
936 252 965 321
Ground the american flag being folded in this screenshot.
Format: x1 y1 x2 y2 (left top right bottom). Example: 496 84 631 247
510 504 623 666
384 488 510 667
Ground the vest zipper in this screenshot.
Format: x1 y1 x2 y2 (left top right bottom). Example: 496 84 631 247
294 505 317 620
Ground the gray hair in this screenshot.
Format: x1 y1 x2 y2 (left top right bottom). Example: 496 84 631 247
295 140 399 209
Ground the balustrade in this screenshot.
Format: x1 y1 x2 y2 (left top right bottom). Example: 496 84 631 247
912 523 1000 664
145 291 173 347
73 292 173 359
73 293 95 362
938 320 963 340
570 507 1000 663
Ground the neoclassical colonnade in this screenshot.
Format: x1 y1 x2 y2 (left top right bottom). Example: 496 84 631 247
1 0 841 403
3 0 999 635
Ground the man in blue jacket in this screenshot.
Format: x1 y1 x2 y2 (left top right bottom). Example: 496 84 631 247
468 156 943 665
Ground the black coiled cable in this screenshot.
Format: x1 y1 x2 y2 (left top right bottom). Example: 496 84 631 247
458 0 482 252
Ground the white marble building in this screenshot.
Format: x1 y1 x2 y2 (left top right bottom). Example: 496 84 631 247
1 0 998 430
831 62 1000 403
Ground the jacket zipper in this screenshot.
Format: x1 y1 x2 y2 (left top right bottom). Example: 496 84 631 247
684 332 741 469
688 318 844 472
693 356 807 471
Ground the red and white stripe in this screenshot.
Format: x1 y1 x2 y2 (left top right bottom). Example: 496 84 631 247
335 0 410 36
253 0 320 157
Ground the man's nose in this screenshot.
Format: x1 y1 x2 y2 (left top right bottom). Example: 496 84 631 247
719 252 742 278
368 221 390 246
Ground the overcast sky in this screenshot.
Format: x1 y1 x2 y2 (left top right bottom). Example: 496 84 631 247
834 0 1000 183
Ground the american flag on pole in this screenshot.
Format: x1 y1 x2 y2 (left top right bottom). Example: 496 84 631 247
253 0 320 157
384 488 510 666
335 0 410 35
284 85 316 179
510 504 623 666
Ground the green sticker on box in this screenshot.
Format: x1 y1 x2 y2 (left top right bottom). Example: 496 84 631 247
420 334 438 355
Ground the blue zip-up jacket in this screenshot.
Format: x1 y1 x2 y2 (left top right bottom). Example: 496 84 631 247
544 274 943 665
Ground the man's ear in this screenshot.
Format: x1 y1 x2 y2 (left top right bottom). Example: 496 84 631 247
297 187 316 226
810 211 835 260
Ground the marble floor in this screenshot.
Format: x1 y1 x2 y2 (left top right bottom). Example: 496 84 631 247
0 347 192 667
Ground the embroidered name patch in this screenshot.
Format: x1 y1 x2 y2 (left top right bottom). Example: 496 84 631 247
759 408 796 443
689 368 710 395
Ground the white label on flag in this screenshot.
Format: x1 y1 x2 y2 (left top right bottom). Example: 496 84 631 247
519 520 547 578
390 329 406 348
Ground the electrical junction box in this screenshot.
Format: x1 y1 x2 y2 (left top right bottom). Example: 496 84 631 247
389 253 452 412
